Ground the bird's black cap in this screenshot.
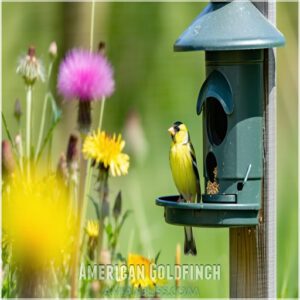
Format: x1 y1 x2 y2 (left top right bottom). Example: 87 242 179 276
173 121 183 127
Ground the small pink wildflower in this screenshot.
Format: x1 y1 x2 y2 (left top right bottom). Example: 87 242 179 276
57 48 115 101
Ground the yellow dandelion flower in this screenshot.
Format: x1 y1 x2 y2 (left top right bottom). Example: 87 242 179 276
127 253 166 289
2 167 75 268
82 130 130 177
86 220 99 238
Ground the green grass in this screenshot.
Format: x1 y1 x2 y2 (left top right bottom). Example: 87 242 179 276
2 2 298 298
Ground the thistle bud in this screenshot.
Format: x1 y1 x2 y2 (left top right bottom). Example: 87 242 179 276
16 46 45 86
14 98 22 122
113 191 122 220
2 140 15 177
66 134 79 166
48 41 57 59
98 41 106 55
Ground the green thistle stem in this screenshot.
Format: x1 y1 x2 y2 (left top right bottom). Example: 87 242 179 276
35 93 49 162
26 85 32 176
71 0 98 298
98 97 106 131
35 60 54 162
89 0 95 51
71 1 97 297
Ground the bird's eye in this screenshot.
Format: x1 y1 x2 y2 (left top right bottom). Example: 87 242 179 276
174 126 180 132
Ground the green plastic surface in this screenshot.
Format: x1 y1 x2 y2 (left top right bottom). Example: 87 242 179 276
202 50 263 208
156 196 259 227
174 0 285 51
197 70 233 115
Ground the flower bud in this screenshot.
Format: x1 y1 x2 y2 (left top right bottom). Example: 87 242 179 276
16 46 45 86
98 41 106 55
14 98 22 122
28 46 35 58
48 41 57 59
113 191 122 220
2 140 15 177
66 134 79 166
86 220 99 260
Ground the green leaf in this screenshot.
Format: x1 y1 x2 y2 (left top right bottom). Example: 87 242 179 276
113 191 122 220
88 195 100 220
105 223 114 238
116 210 132 233
2 113 16 150
115 252 126 263
48 92 61 122
155 250 161 264
36 111 61 163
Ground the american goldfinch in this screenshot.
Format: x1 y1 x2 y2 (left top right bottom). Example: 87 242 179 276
168 121 201 256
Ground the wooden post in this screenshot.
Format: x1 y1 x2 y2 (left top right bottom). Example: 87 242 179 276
229 1 277 298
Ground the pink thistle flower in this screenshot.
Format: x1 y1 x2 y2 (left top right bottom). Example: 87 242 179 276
57 48 115 133
57 49 115 101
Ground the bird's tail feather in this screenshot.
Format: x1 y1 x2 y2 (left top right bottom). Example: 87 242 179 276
184 226 197 256
196 192 201 203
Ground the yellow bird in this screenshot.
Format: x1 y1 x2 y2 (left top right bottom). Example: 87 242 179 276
168 121 201 255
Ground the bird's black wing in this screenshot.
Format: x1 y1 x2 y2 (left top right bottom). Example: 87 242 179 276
189 142 201 203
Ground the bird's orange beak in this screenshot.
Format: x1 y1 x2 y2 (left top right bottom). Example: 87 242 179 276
168 126 175 136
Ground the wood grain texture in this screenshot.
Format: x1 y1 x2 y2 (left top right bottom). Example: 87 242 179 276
230 227 258 298
230 1 277 298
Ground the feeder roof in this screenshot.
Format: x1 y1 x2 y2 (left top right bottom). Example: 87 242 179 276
174 0 285 51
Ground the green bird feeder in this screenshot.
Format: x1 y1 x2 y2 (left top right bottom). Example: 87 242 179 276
156 0 285 227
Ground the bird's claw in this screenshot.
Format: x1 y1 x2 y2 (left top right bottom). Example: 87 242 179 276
177 196 184 203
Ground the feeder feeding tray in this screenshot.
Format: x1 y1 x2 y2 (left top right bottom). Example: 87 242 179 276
156 195 259 227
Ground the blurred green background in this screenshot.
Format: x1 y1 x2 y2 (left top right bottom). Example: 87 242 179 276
2 2 298 298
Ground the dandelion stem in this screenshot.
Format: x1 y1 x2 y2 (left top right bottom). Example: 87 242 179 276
89 0 95 52
26 85 32 176
80 159 92 236
98 97 106 131
71 158 92 298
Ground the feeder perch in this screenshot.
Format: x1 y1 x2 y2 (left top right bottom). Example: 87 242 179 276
156 0 285 227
